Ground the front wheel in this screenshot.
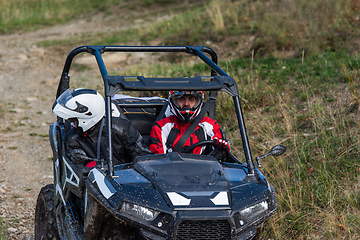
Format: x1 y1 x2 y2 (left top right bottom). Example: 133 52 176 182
35 184 59 240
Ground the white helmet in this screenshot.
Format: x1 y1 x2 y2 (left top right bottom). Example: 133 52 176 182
52 88 105 132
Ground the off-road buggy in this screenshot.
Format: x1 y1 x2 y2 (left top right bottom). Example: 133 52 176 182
35 45 286 240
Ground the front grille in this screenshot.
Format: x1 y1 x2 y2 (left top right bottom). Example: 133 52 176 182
175 220 231 240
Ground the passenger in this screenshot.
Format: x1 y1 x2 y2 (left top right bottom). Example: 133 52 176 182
149 91 230 154
52 88 151 167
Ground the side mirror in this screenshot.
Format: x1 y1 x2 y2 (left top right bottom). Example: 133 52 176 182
269 145 286 156
255 145 286 168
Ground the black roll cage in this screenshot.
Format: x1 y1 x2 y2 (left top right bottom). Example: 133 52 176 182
55 45 255 176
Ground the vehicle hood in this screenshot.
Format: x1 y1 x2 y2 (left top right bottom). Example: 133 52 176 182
133 152 231 210
105 153 271 213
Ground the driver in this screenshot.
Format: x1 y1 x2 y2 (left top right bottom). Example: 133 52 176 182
52 88 151 167
149 91 230 154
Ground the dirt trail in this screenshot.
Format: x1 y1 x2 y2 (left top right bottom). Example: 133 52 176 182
0 12 173 239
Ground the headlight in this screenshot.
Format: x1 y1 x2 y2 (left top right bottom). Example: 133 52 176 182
121 202 160 221
239 201 268 222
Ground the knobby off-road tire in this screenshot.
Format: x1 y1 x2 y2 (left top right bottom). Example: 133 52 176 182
35 184 60 240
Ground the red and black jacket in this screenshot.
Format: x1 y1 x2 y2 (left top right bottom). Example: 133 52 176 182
149 115 227 154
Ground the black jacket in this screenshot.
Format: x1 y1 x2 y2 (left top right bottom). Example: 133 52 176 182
65 117 151 165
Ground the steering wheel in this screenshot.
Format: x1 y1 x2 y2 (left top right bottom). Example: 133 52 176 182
181 140 226 159
181 140 213 153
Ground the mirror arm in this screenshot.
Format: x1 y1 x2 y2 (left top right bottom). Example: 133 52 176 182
255 153 270 168
255 157 262 168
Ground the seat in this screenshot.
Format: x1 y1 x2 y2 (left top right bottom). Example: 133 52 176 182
112 94 168 145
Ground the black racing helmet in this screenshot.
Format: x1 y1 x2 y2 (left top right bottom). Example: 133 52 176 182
169 91 204 123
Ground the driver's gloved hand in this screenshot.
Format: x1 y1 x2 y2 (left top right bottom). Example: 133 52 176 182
213 137 230 153
67 149 103 167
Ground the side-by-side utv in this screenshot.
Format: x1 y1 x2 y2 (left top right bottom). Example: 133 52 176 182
35 45 285 240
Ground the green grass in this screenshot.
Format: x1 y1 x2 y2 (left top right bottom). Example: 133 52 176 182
237 54 360 239
0 0 182 34
229 54 360 239
34 0 360 58
0 217 6 240
0 0 121 33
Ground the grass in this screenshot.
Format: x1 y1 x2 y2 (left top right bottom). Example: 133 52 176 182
231 54 360 239
34 0 360 59
250 94 360 239
0 0 183 34
0 217 6 240
0 0 120 33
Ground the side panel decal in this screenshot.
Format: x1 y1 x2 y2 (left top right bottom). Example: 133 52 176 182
88 168 116 199
63 157 79 188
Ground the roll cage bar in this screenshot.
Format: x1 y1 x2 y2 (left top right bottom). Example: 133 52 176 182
56 45 255 176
